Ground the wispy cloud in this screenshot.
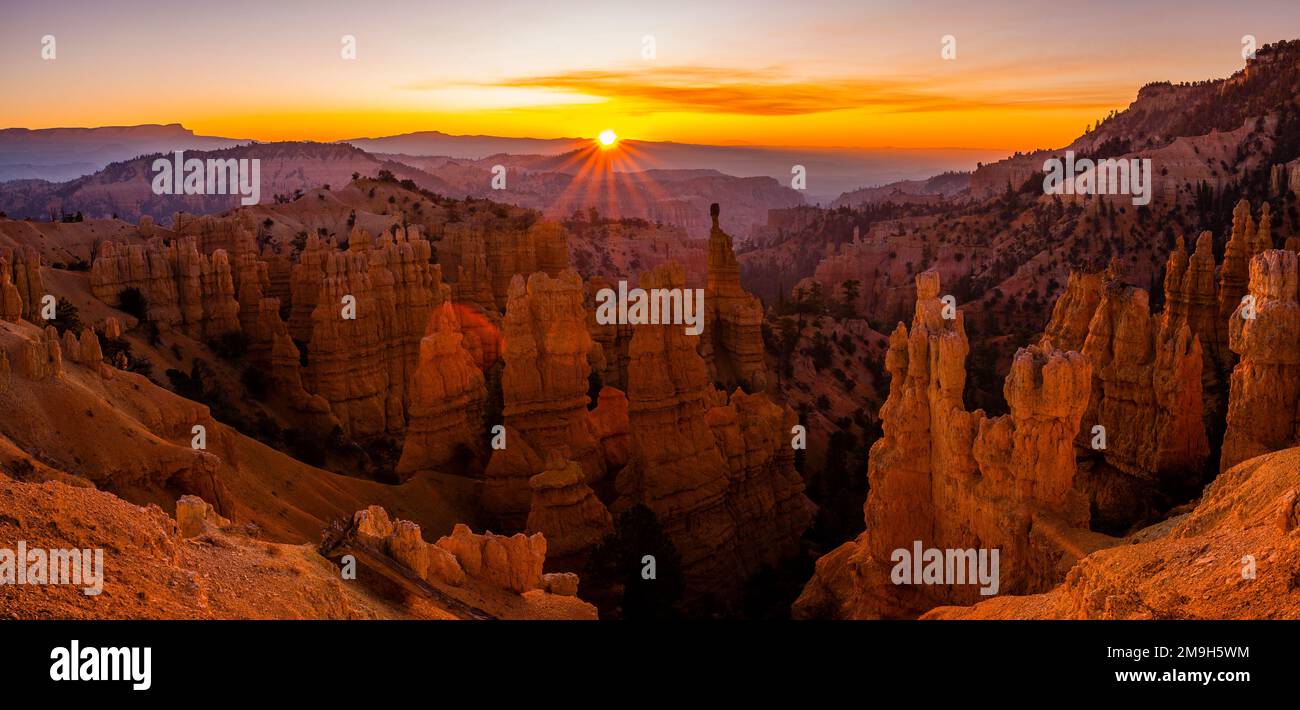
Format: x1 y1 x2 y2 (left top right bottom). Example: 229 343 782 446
452 65 1127 116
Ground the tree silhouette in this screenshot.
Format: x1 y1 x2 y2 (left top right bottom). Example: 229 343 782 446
586 504 685 619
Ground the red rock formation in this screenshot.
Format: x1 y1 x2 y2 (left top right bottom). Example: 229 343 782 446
249 296 336 426
305 251 390 439
1041 270 1103 351
1163 230 1226 377
77 329 103 366
0 246 45 323
200 249 242 338
585 275 631 390
616 261 811 599
702 204 768 392
1049 274 1210 487
352 506 466 587
176 495 230 538
1218 200 1273 353
171 212 259 256
343 505 596 617
483 270 602 525
396 301 488 477
0 271 21 323
289 226 447 440
90 237 241 338
1221 249 1300 470
796 270 1098 619
925 447 1300 620
434 523 547 594
442 228 504 369
442 220 570 310
530 220 571 277
482 426 546 528
587 386 630 471
287 234 332 343
525 452 613 557
232 234 268 335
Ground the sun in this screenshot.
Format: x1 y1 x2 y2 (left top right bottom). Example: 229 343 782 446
597 129 618 148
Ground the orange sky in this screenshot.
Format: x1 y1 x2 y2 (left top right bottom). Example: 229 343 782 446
2 0 1293 151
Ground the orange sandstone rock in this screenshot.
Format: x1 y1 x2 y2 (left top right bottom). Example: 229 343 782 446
796 269 1100 619
1221 249 1300 470
0 246 44 323
396 301 488 477
434 523 546 594
484 270 602 525
525 453 613 556
701 204 768 392
617 261 811 599
587 386 631 471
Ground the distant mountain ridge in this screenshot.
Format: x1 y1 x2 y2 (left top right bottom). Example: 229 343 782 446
0 140 803 237
0 123 246 182
338 131 590 159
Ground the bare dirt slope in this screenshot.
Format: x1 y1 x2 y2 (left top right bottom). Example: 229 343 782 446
925 447 1300 620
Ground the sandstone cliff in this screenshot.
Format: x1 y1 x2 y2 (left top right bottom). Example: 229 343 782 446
1217 200 1275 355
924 446 1300 619
90 237 241 337
584 274 633 390
483 270 602 526
616 261 812 601
441 220 570 310
0 246 45 323
701 204 768 392
795 270 1104 619
292 226 446 440
1041 268 1210 531
1221 249 1300 470
396 301 488 477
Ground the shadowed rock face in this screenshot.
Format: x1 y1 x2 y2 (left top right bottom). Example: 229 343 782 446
1164 231 1224 367
296 226 446 440
525 453 613 557
441 220 569 311
1041 267 1210 527
1218 200 1275 355
796 269 1102 619
617 261 811 602
1222 249 1300 471
484 270 601 527
584 274 633 391
701 205 768 392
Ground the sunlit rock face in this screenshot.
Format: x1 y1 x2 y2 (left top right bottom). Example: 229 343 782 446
796 270 1100 619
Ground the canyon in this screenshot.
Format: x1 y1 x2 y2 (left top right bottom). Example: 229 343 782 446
4 38 1300 622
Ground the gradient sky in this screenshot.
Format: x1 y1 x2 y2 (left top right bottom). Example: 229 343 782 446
3 0 1297 151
